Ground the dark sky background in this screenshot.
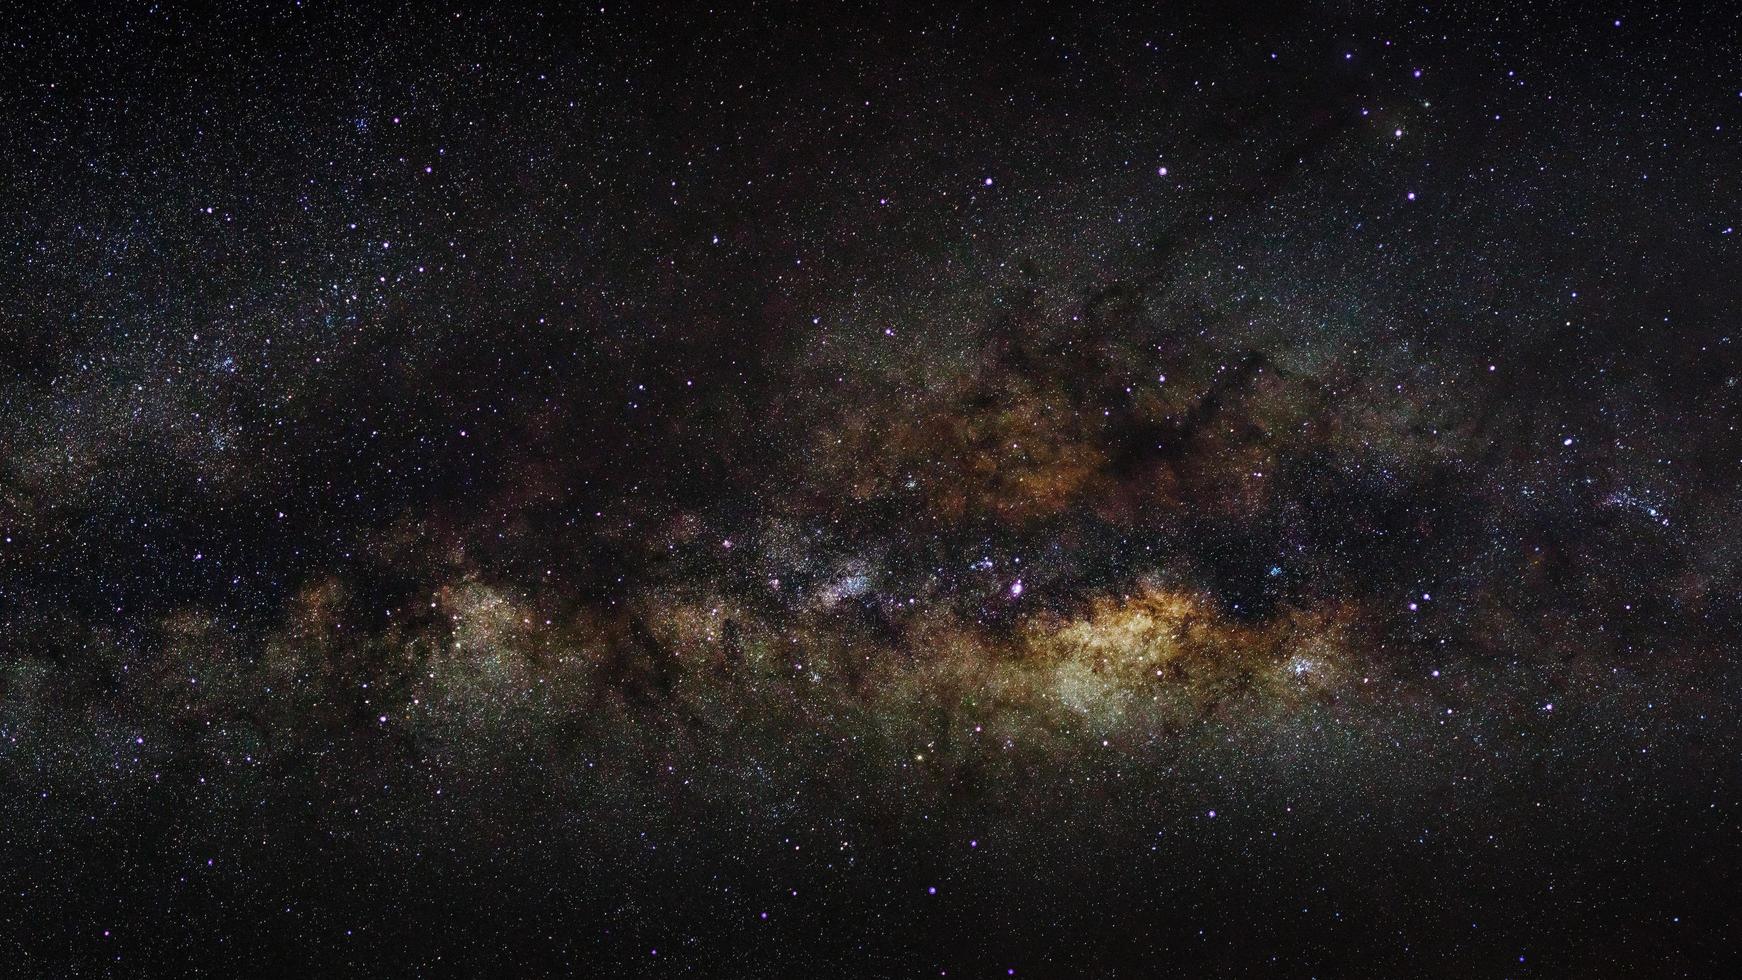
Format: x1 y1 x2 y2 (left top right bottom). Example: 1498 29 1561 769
4 2 1742 976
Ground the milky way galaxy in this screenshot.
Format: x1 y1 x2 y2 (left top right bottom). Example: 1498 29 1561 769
4 2 1742 976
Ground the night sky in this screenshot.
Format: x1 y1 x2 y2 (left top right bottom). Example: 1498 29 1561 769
4 2 1742 976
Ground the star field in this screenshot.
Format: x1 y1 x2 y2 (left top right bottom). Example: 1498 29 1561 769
4 2 1742 976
